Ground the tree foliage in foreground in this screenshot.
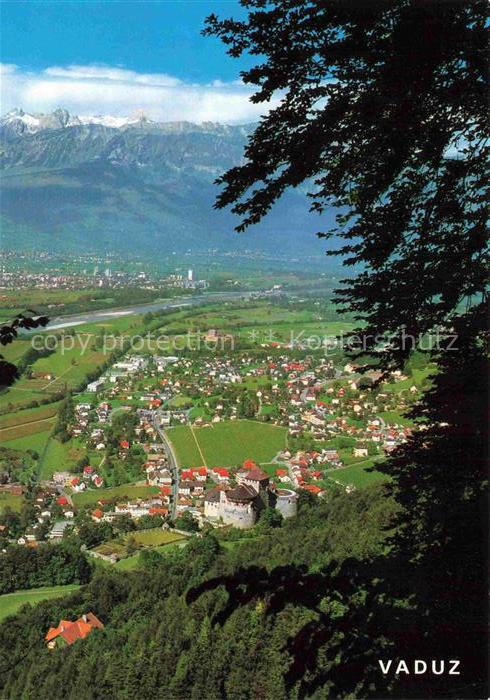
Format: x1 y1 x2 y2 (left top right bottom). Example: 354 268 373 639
203 1 488 696
205 0 487 367
0 314 49 388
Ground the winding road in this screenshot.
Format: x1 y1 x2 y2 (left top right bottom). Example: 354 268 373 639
151 419 179 520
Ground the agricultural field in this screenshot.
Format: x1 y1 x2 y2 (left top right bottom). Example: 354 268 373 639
0 402 60 430
72 483 159 507
324 462 389 489
0 341 106 413
91 530 186 566
113 539 188 570
238 319 355 344
160 303 356 345
33 344 107 391
167 419 287 467
0 337 32 364
0 417 56 442
0 401 59 444
0 584 80 622
0 313 148 413
1 428 52 455
129 529 186 547
39 437 86 480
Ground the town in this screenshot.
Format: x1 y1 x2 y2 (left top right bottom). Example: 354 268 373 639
0 305 423 565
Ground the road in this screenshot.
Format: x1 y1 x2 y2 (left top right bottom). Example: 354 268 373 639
151 419 179 520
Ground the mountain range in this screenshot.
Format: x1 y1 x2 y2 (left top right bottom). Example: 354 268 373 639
0 109 332 260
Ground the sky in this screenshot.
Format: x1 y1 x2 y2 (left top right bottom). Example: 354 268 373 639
0 1 275 123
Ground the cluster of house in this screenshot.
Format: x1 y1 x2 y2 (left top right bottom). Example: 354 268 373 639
91 493 169 523
143 448 171 486
87 356 149 393
71 402 109 448
75 466 104 491
9 480 76 545
275 449 341 493
73 350 413 457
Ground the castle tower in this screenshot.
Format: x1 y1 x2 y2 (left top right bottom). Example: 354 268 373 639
274 488 298 519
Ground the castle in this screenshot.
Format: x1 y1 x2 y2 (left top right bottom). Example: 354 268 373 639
204 462 298 529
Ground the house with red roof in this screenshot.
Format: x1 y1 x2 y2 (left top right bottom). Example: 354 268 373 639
45 613 104 649
149 507 168 516
211 467 230 483
302 484 323 495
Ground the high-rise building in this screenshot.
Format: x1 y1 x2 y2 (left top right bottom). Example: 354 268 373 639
187 269 193 281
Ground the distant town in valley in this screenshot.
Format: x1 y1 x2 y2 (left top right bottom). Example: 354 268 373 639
0 270 430 584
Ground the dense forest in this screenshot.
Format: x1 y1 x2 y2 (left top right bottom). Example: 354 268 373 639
0 542 91 595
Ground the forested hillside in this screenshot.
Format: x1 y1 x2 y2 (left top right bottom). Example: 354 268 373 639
0 486 399 699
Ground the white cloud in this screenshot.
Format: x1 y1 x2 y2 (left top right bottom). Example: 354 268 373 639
0 63 277 123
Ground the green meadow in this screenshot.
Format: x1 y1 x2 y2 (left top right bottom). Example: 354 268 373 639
167 419 287 467
73 484 159 507
0 585 81 622
325 462 389 488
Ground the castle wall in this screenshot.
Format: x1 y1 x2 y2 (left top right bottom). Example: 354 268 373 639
204 501 220 519
221 503 256 529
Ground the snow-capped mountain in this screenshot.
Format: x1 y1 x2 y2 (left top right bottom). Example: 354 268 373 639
77 113 150 128
0 108 251 141
0 108 153 138
1 108 81 136
0 107 328 258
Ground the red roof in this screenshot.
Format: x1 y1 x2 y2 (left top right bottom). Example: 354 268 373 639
92 509 103 519
45 613 104 646
70 477 80 485
212 467 229 477
198 466 207 476
275 469 288 477
56 496 68 506
83 466 94 474
159 486 171 495
149 507 168 516
302 484 322 495
119 440 130 449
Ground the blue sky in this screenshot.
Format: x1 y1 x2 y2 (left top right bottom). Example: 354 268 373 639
1 1 273 122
